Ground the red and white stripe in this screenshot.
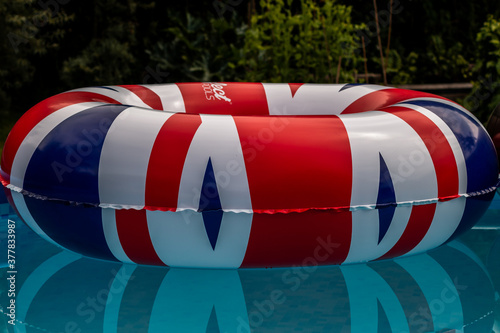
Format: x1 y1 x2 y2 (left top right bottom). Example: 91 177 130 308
1 82 495 268
342 111 438 262
263 83 388 115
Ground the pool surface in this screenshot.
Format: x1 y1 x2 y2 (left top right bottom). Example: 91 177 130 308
1 190 499 332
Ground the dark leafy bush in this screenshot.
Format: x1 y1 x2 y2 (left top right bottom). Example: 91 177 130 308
463 16 500 122
240 0 364 83
145 11 246 82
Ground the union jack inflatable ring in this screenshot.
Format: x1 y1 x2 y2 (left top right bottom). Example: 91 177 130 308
1 83 498 268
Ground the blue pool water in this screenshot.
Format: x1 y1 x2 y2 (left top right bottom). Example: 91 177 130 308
0 190 499 332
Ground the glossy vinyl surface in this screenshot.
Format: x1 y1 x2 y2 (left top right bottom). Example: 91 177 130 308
1 83 498 268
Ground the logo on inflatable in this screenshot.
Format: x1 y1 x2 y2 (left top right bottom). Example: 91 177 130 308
203 82 231 103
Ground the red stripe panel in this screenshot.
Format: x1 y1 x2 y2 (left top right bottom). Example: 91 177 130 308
342 88 450 115
240 210 351 268
378 203 437 260
289 83 304 97
115 209 165 265
1 91 121 182
119 85 163 110
383 106 459 199
233 116 352 211
145 113 202 210
177 82 269 115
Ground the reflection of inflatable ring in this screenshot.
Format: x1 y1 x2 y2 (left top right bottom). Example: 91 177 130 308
8 224 496 332
1 83 498 268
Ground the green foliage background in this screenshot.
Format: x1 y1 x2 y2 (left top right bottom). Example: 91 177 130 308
241 0 363 83
1 0 500 155
463 15 500 122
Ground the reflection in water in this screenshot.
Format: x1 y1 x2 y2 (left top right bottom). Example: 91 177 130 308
1 191 499 332
488 233 500 333
1 236 496 332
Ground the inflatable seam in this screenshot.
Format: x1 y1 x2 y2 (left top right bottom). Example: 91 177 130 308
2 174 497 214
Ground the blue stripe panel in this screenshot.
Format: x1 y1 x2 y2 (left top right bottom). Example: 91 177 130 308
200 158 223 250
405 100 498 240
449 192 495 240
96 86 119 92
0 187 8 204
339 83 366 92
23 104 127 204
404 100 499 193
0 187 15 217
23 196 117 261
202 211 224 251
199 158 223 211
376 153 396 244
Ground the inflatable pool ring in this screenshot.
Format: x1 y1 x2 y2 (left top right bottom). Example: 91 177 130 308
1 83 498 268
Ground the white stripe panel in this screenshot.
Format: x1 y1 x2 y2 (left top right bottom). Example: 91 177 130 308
346 206 412 263
98 107 173 207
177 114 252 212
10 102 104 189
263 83 389 115
111 85 153 108
10 191 59 247
147 211 253 268
101 208 134 263
342 111 437 205
341 112 437 262
69 86 152 109
145 84 186 112
396 103 468 255
395 103 467 194
67 86 128 104
405 199 466 256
